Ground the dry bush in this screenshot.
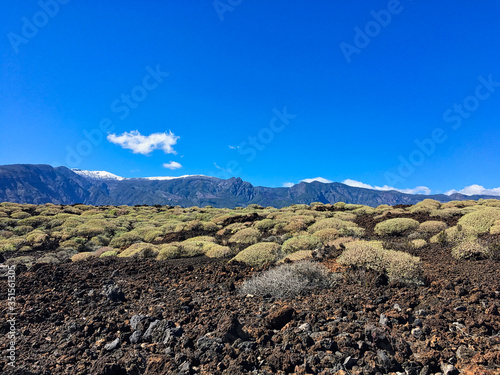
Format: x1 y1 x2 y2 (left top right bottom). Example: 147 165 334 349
418 220 448 235
457 207 500 234
277 250 313 263
411 239 427 249
239 261 335 298
71 252 96 262
281 235 321 254
231 242 281 266
374 218 419 236
451 239 489 260
337 241 385 273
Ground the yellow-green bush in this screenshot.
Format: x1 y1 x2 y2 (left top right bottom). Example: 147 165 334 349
109 231 143 248
100 250 118 258
338 240 422 284
118 243 159 258
374 218 419 236
430 208 461 219
451 239 489 260
26 230 48 246
308 218 358 234
314 228 340 244
281 235 321 254
430 225 477 245
231 242 281 266
254 219 275 232
204 243 232 258
156 243 182 260
228 228 261 247
10 211 31 219
184 236 216 243
418 220 448 234
457 207 500 234
441 200 477 209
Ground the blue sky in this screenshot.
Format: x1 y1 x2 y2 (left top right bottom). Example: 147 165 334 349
1 0 500 195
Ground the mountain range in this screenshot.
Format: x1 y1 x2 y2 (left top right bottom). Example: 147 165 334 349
0 164 497 208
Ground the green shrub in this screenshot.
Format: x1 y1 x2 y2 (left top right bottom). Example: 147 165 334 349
239 261 335 298
337 240 422 284
254 219 275 232
374 218 419 236
457 207 500 234
12 225 33 235
109 231 142 248
10 211 31 219
281 235 321 254
204 243 232 258
451 239 489 260
430 208 461 219
100 250 118 258
118 243 159 258
308 218 358 233
313 228 340 244
430 225 477 245
26 230 48 246
228 228 261 247
231 242 281 266
157 243 182 260
418 220 448 234
184 236 216 243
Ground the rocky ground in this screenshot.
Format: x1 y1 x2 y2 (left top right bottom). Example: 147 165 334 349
1 240 500 375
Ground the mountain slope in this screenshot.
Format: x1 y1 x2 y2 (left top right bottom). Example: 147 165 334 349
0 164 498 207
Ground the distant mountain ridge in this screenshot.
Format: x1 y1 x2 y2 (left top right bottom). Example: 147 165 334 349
0 164 498 207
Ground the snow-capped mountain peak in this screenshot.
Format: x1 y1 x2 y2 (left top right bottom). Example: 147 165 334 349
71 169 125 181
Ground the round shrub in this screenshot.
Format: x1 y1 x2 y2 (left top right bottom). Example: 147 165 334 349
100 251 118 258
118 243 159 258
231 242 281 266
418 220 448 234
228 228 261 246
71 252 95 262
281 235 321 254
278 250 313 263
451 240 489 260
314 228 340 244
204 243 232 258
254 219 275 232
411 239 427 249
457 207 500 234
308 218 358 234
374 218 419 236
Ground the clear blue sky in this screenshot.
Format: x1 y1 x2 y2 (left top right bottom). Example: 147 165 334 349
1 0 500 194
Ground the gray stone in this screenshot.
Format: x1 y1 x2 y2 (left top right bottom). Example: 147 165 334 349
129 330 143 344
104 337 120 351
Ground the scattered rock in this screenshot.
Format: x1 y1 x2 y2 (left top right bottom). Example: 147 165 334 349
104 337 120 351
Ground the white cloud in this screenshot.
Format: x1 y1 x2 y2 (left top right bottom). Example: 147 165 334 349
301 177 333 184
228 145 238 150
342 179 431 195
283 182 294 187
107 130 179 155
445 184 500 196
163 161 182 170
